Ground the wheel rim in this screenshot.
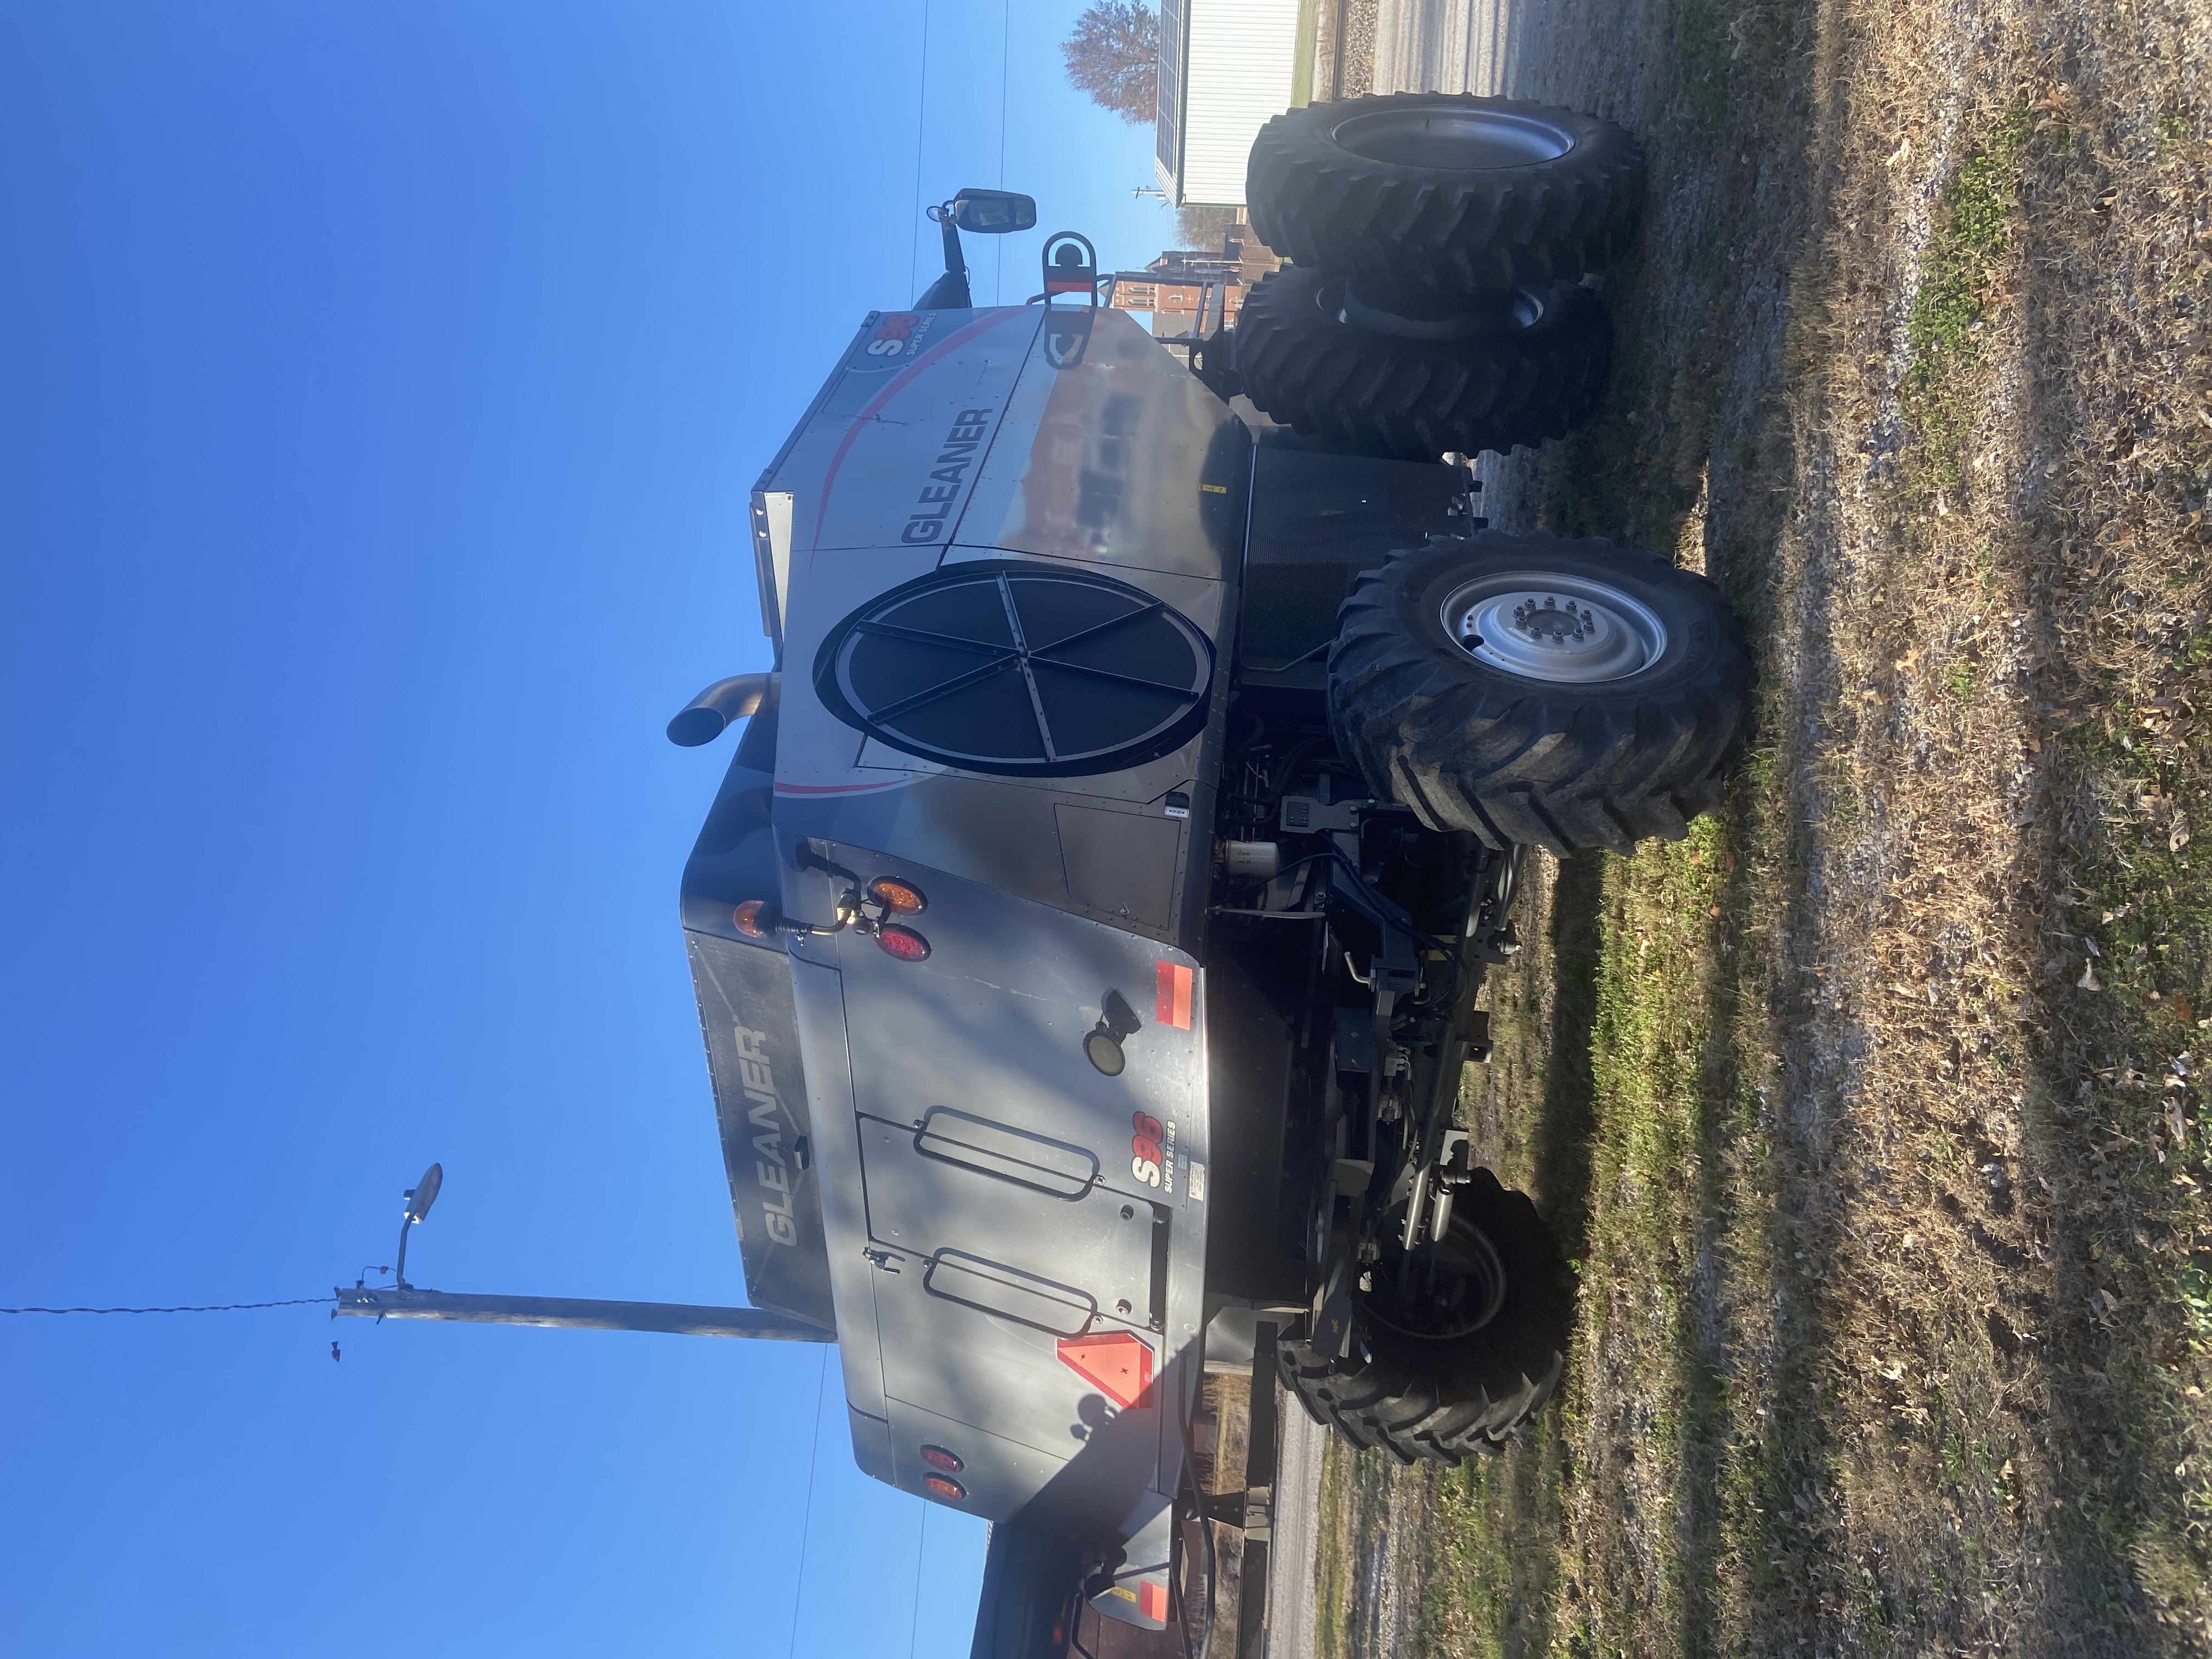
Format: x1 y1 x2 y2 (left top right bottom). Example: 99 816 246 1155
1363 1213 1508 1341
1443 571 1668 684
1330 105 1576 170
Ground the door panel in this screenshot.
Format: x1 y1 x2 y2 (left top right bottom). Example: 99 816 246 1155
857 1113 1158 1327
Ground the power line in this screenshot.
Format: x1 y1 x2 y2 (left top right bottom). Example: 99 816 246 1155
907 1499 929 1659
994 0 1009 303
787 1346 832 1659
907 0 932 300
3 1298 329 1315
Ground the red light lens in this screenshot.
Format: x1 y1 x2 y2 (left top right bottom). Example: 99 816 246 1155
876 923 930 962
868 876 928 915
732 900 771 938
923 1474 966 1502
920 1444 963 1474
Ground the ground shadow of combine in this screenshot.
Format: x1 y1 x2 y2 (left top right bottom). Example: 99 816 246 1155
1528 850 1608 1265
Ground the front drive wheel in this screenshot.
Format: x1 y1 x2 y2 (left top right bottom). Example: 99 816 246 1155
1234 266 1612 461
1279 1170 1573 1464
1330 532 1754 854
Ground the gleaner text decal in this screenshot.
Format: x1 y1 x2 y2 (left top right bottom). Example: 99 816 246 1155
736 1022 798 1245
900 405 995 545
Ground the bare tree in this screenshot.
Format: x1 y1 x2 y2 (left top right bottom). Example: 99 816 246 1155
1061 1 1159 125
1176 204 1240 249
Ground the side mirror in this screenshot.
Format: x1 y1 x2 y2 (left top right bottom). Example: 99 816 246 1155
950 189 1037 235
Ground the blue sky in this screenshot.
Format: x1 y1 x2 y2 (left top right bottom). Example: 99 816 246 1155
0 5 1188 1655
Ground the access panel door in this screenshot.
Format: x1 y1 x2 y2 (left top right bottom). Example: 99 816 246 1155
856 1108 1160 1333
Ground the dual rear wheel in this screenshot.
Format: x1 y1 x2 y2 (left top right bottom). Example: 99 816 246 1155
1236 93 1644 461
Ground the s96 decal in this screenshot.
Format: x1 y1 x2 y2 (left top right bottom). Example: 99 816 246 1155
1130 1112 1177 1193
851 311 936 368
1130 1111 1163 1187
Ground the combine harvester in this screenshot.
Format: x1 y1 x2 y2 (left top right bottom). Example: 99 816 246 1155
342 95 1752 1658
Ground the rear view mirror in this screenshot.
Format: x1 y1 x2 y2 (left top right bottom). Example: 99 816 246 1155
950 189 1037 234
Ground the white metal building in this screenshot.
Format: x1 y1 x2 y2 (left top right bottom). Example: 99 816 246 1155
1154 0 1311 207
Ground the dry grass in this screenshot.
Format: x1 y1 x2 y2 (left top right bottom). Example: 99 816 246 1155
1313 0 2212 1651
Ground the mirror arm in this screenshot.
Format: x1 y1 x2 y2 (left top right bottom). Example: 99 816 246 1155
936 207 966 283
914 205 973 309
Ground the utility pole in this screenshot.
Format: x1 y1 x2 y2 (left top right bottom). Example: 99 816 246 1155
332 1284 832 1342
338 1163 834 1344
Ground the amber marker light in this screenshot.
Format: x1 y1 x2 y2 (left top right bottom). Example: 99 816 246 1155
876 923 931 963
867 876 928 914
732 900 774 938
923 1474 967 1502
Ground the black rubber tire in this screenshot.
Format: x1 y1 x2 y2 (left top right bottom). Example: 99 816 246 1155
1279 1170 1573 1465
1246 93 1645 314
1233 266 1611 461
1329 532 1753 855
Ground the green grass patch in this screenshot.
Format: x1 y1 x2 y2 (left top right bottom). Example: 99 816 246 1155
1414 820 1757 1658
1901 102 2032 489
1316 1438 1352 1659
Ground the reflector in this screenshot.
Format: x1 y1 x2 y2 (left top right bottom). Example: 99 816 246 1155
1056 1330 1154 1408
876 923 931 962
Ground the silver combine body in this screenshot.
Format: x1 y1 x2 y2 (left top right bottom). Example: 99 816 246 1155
682 302 1251 1626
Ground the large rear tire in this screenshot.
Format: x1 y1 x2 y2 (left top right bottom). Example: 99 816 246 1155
1246 93 1645 315
1233 266 1611 461
1329 532 1753 855
1278 1170 1572 1464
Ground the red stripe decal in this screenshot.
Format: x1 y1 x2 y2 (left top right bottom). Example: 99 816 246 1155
772 778 912 795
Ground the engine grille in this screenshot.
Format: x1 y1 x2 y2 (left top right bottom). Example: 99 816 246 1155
814 562 1214 777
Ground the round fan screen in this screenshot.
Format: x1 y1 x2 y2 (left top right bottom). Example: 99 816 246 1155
814 562 1215 777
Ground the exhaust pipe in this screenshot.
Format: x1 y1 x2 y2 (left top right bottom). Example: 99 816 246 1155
665 673 775 747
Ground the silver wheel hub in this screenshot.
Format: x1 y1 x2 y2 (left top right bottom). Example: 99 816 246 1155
1444 572 1667 683
1331 106 1577 170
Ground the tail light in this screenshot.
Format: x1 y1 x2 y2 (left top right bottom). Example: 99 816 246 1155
867 876 928 915
919 1444 963 1474
875 923 930 962
923 1474 967 1502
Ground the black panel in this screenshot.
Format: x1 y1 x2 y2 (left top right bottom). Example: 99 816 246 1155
1199 929 1325 1304
679 695 782 934
1237 447 1469 691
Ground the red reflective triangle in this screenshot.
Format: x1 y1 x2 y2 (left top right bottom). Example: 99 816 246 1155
1056 1330 1154 1408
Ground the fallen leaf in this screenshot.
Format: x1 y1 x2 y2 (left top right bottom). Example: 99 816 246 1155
2172 814 2191 853
2079 961 2103 991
